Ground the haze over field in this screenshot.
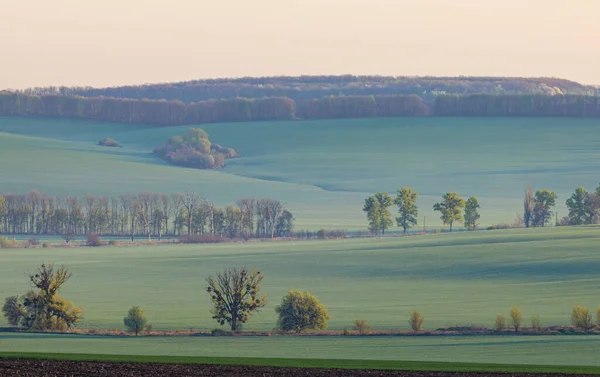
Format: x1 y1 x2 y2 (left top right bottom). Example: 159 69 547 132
1 0 599 89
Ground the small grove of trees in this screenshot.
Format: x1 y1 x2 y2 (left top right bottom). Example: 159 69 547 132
154 128 238 170
433 192 466 232
2 264 82 331
275 291 330 333
206 268 267 332
123 306 148 336
0 190 293 240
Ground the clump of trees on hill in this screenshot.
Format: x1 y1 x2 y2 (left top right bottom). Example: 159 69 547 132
98 138 120 147
154 128 238 169
0 190 294 240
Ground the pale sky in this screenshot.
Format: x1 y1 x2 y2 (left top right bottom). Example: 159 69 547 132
1 0 599 89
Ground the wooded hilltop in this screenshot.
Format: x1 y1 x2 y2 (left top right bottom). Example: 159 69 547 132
1 76 599 126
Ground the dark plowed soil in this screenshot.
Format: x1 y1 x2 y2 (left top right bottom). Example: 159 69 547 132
0 359 596 377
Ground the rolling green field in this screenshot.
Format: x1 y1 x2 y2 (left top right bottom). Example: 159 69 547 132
1 227 600 331
2 334 600 367
2 116 600 229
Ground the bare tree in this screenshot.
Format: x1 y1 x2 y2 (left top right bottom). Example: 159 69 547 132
206 267 267 332
182 192 199 241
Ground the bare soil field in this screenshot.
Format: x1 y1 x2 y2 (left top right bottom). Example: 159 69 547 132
1 359 598 377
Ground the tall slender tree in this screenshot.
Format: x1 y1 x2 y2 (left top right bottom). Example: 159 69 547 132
532 189 557 227
464 196 481 231
394 187 419 233
524 187 534 228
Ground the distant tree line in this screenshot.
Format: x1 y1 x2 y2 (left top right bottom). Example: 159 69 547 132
296 94 429 118
433 94 600 117
18 75 595 103
0 92 296 126
2 91 600 126
0 191 294 240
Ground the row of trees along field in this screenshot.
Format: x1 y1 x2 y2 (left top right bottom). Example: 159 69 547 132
0 191 294 240
2 265 331 334
2 91 600 127
364 185 600 234
21 75 596 103
363 188 481 234
4 265 600 335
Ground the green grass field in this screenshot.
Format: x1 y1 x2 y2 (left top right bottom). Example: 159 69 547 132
2 116 600 369
2 116 600 229
2 334 600 368
1 227 600 331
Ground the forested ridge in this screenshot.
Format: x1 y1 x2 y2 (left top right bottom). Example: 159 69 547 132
18 75 598 102
1 75 599 126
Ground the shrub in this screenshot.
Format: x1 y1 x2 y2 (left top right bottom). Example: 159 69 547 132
571 305 593 331
0 237 12 249
510 306 522 331
275 291 330 333
62 231 76 244
487 223 513 230
86 234 103 247
342 328 351 336
98 138 121 147
123 306 148 336
316 229 327 239
531 314 541 330
597 306 600 326
211 328 232 337
409 310 424 332
494 314 506 331
28 237 40 247
42 242 50 248
108 240 118 246
352 319 372 335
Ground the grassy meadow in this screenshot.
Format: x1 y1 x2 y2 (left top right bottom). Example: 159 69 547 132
2 116 600 229
2 334 600 367
1 227 600 331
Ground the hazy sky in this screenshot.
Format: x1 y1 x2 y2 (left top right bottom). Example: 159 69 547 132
1 0 599 89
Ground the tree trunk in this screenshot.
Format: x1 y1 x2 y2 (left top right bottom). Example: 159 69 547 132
450 221 453 232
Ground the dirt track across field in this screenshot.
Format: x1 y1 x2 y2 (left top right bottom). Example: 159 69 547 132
1 359 598 377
